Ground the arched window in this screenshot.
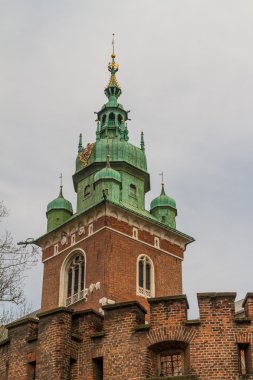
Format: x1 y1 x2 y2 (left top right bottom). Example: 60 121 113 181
84 184 91 197
102 114 106 126
118 114 123 124
149 341 188 377
66 254 85 306
129 184 136 197
109 112 115 121
137 255 154 298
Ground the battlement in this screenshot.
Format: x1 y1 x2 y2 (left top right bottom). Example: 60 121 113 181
1 293 253 379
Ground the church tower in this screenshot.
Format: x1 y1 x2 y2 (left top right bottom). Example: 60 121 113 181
36 41 194 314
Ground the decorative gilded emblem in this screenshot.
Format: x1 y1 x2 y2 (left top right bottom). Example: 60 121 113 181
79 143 95 167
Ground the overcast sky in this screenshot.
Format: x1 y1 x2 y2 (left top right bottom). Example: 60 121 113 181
1 0 253 317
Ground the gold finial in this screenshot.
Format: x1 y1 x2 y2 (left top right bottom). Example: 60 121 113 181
112 33 116 58
105 33 121 93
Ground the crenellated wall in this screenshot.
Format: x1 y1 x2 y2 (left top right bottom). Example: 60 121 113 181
1 293 253 379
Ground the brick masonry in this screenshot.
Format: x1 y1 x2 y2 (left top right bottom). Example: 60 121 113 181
40 202 185 313
1 203 253 379
1 294 253 379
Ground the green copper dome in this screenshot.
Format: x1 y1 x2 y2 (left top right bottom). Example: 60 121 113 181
76 138 147 174
94 165 121 183
150 184 176 210
47 188 73 214
73 44 150 214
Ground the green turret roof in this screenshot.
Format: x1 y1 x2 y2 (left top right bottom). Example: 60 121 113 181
47 187 73 214
94 148 121 183
73 38 150 215
84 138 147 172
94 166 121 183
150 184 176 210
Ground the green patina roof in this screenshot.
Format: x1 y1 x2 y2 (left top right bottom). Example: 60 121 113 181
36 198 194 245
94 165 121 183
95 138 147 171
76 138 147 174
47 188 73 214
150 184 176 210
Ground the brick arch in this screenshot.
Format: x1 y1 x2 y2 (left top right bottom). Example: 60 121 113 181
148 326 197 347
235 333 253 344
92 346 104 359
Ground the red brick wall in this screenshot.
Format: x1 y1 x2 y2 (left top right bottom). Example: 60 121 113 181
41 213 183 313
2 295 253 379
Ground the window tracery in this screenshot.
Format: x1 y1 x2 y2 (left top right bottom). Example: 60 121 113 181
66 254 85 306
137 255 154 298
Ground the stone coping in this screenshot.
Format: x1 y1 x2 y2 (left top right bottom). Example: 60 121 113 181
148 295 189 309
143 376 197 380
71 332 82 342
90 331 105 339
242 292 253 308
235 317 251 324
102 300 147 314
184 319 201 326
197 292 237 299
135 324 150 332
6 317 39 330
37 306 74 319
73 309 102 319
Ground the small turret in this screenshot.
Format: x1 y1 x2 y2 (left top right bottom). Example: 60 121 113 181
150 182 177 229
46 176 73 232
96 34 129 141
94 146 121 203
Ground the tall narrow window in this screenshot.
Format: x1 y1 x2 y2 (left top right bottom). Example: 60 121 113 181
137 255 154 298
154 237 160 248
27 361 36 380
88 224 93 235
93 357 103 380
54 244 59 255
109 112 115 125
69 358 77 380
133 227 138 239
66 254 85 306
84 185 91 197
138 260 144 288
129 184 136 197
238 344 251 375
118 114 123 124
102 114 106 126
71 234 75 245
